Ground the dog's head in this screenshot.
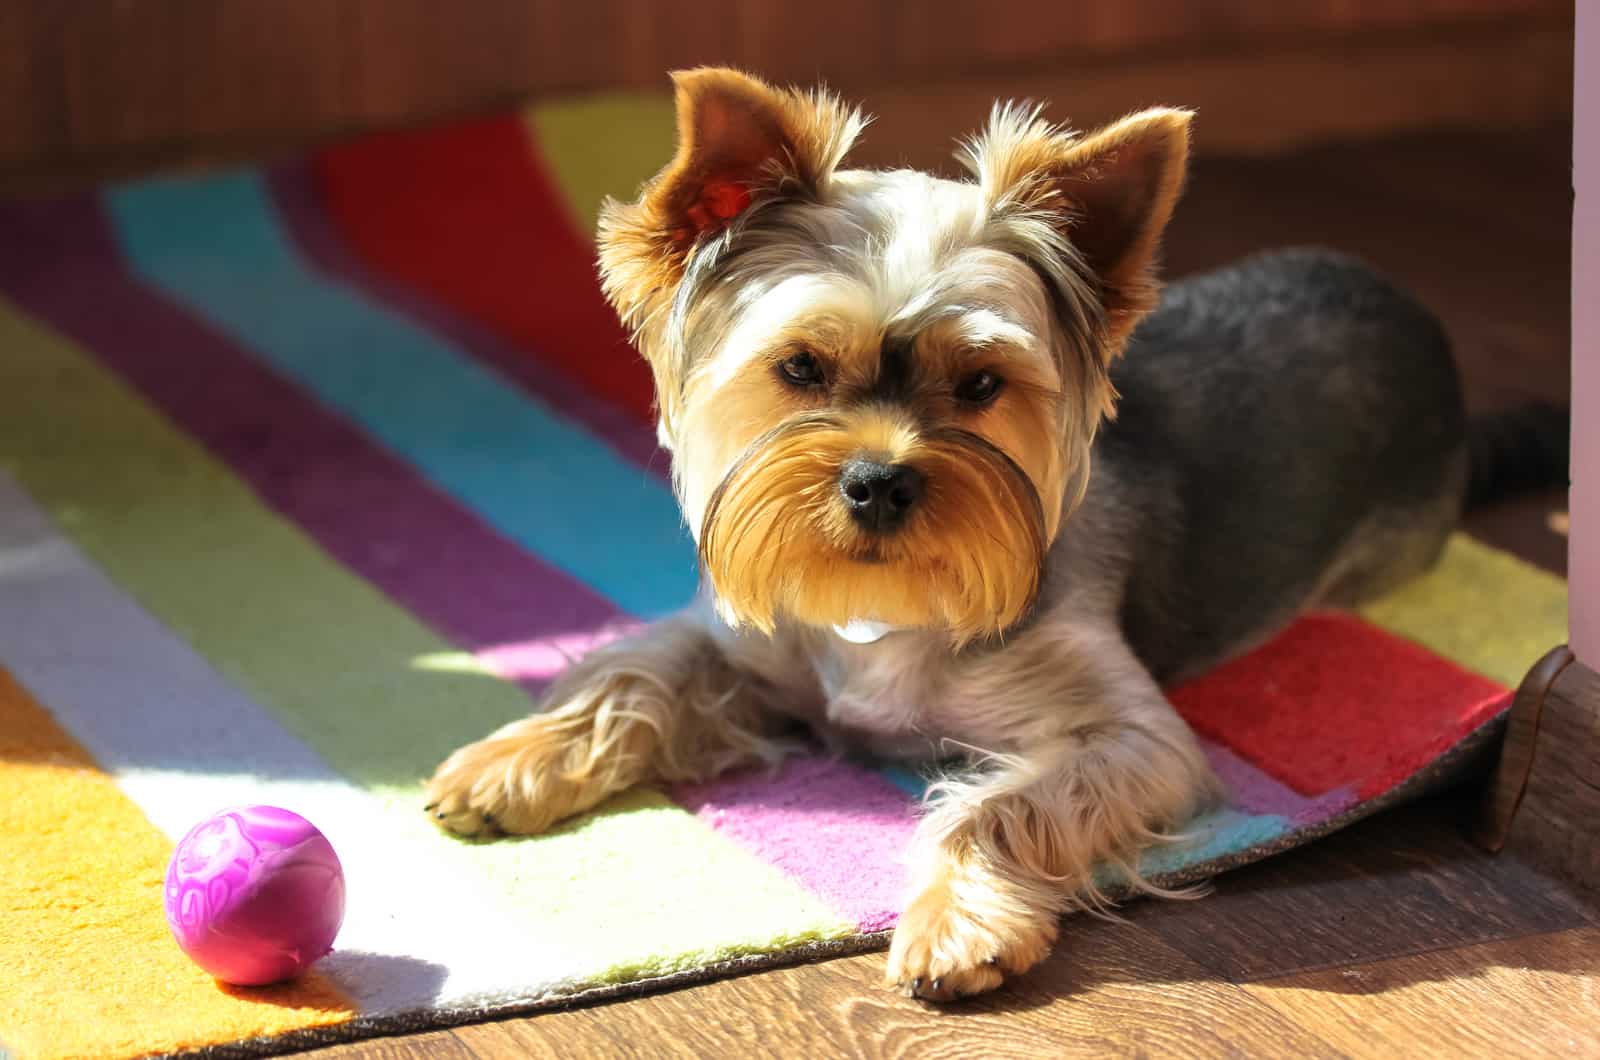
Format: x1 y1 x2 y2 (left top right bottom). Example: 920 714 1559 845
599 68 1189 644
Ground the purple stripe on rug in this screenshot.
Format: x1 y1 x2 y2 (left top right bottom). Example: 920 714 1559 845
674 756 920 932
267 165 666 476
0 192 624 696
1201 739 1357 827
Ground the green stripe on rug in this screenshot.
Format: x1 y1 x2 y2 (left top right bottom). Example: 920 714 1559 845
1359 534 1568 688
527 95 675 238
0 305 528 792
0 298 852 980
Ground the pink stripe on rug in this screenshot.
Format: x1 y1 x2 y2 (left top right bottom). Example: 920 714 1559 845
1201 739 1358 827
476 623 642 682
674 756 920 932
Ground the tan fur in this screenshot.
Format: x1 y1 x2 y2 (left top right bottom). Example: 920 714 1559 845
598 69 867 441
881 624 1218 995
698 408 1048 645
884 848 1058 1000
962 103 1193 351
432 68 1211 1004
425 617 795 836
668 271 1074 544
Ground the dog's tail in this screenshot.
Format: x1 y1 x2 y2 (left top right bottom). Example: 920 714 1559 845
1466 401 1570 509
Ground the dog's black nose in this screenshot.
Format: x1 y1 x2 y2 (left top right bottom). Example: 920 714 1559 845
839 460 925 532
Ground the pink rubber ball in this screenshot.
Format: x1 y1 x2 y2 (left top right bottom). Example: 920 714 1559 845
163 805 345 986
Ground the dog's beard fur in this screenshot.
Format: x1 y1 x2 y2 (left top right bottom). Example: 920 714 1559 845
699 408 1050 644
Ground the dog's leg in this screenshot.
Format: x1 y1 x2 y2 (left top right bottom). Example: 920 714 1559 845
425 617 793 837
886 629 1216 1000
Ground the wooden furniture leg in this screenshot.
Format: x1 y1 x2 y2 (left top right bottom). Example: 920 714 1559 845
1476 646 1600 893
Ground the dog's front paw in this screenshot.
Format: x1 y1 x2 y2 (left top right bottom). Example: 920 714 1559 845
885 869 1058 1002
424 715 593 838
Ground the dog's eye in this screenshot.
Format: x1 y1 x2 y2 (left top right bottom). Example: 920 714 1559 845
778 351 826 388
954 370 1004 406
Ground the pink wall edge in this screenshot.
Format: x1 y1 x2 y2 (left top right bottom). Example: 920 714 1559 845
1571 1 1595 662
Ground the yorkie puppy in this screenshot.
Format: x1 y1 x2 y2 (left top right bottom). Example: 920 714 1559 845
427 68 1496 1000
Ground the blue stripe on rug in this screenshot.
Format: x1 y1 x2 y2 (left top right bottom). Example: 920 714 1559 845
103 170 696 619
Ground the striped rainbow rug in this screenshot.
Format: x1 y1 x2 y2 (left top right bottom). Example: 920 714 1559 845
0 97 1568 1059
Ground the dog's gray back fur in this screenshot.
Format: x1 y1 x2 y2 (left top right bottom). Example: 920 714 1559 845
1056 247 1469 683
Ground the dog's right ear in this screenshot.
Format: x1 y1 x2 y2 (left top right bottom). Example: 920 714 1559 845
598 69 865 433
964 104 1191 351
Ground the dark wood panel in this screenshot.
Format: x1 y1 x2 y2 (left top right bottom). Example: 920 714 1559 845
853 22 1574 171
341 0 544 128
612 0 734 87
1497 658 1600 891
1162 130 1573 414
0 2 60 162
1464 492 1569 577
1479 646 1575 850
892 0 1571 73
0 0 1576 180
53 0 347 150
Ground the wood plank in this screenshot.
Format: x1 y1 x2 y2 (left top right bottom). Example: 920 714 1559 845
1162 133 1571 415
848 21 1572 170
1287 131 1575 251
55 1 347 152
526 0 631 95
893 0 1571 73
609 0 740 92
318 1029 478 1060
446 919 1339 1060
0 8 1575 192
1498 659 1600 891
0 2 63 164
1463 493 1570 578
1135 798 1594 983
729 0 896 87
341 0 542 128
1478 646 1576 851
1245 926 1600 1058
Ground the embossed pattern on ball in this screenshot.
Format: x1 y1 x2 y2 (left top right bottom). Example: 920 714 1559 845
163 805 345 986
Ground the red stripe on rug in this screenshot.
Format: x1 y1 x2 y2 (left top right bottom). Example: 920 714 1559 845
313 114 655 423
1170 612 1510 800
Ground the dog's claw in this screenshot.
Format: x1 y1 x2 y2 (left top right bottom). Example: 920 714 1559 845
423 802 438 812
931 978 943 993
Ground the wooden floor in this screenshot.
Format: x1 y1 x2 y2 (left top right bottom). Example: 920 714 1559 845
312 127 1586 1058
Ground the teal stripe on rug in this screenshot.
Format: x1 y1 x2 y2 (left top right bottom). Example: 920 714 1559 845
102 170 697 620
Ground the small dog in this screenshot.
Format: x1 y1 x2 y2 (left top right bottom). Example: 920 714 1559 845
426 68 1563 1000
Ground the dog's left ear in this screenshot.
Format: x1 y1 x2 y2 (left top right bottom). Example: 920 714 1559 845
968 106 1192 347
599 68 865 334
599 68 866 444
